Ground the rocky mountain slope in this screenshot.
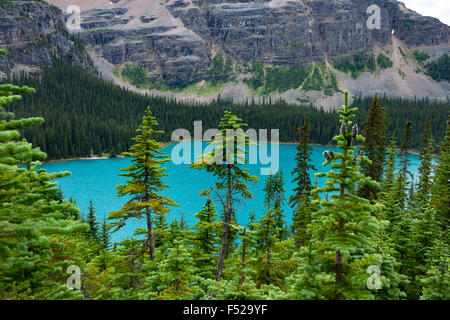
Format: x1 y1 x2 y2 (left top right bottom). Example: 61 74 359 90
0 1 92 79
2 0 449 108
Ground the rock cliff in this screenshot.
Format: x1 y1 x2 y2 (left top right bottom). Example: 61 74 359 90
2 0 449 106
0 1 91 78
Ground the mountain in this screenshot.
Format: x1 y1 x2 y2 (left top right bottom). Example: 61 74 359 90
0 0 92 78
1 0 449 107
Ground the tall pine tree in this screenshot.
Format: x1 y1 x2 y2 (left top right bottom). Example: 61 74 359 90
359 94 387 200
109 107 177 260
191 111 259 281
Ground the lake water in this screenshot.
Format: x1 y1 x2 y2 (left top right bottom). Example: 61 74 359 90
41 143 421 242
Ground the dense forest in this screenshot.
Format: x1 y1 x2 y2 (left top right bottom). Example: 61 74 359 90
5 58 449 160
1 45 448 300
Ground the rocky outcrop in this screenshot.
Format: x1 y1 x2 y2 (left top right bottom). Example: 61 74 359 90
44 0 448 86
2 0 449 104
0 1 91 77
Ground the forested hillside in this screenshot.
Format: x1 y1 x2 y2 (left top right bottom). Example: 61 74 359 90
7 58 449 160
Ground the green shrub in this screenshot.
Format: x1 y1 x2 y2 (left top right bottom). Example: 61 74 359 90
426 54 450 82
121 65 147 87
413 50 430 64
377 54 393 69
333 51 376 78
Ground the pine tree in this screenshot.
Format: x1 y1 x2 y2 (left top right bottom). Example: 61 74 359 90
291 194 314 248
153 208 168 249
381 137 398 196
98 216 110 271
416 121 434 209
109 107 178 261
289 118 316 209
409 202 441 298
86 200 99 244
417 229 450 299
190 111 259 281
140 223 203 300
262 170 286 239
432 118 449 232
289 119 316 249
395 121 412 208
253 208 282 287
0 50 86 299
297 92 399 299
359 94 387 200
287 243 327 299
192 198 219 279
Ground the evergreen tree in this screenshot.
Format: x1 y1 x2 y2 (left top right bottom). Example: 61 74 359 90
109 107 178 261
153 208 168 249
192 199 219 279
291 194 314 248
191 111 259 281
253 208 282 287
409 202 441 298
432 118 449 232
289 118 316 248
395 121 412 208
86 200 99 243
296 92 399 299
417 229 450 299
381 137 398 195
263 170 286 238
140 223 204 300
0 50 86 299
289 118 316 208
416 121 434 209
98 216 110 271
359 94 387 200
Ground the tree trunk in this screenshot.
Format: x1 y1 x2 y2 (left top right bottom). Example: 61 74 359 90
216 165 233 281
146 210 155 261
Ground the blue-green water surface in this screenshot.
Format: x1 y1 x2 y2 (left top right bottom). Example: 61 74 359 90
41 143 420 242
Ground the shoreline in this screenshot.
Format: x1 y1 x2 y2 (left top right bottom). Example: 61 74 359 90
42 141 423 163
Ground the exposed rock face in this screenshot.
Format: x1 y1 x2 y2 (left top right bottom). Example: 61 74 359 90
2 0 449 104
0 1 91 77
42 0 449 86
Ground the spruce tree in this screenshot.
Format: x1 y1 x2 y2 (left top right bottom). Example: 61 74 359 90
417 229 449 299
432 118 449 232
0 50 86 299
289 118 316 208
381 137 398 195
253 208 282 287
263 170 286 239
98 216 110 271
359 94 387 200
416 121 434 209
296 92 399 299
86 200 99 244
289 118 316 249
109 107 177 261
191 111 259 281
395 121 412 208
192 198 219 279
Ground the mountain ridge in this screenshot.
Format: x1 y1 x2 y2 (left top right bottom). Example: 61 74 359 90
1 0 449 108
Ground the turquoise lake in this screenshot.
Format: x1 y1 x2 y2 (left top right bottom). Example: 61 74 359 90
41 143 421 242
